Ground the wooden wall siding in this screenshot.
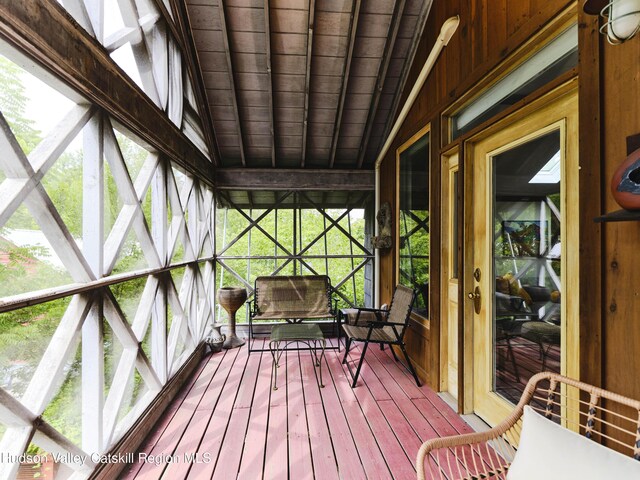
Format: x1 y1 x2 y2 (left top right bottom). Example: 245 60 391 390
577 11 603 389
600 27 640 401
377 0 573 388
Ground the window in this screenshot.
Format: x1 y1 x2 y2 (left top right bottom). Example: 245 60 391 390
450 23 578 140
397 127 430 318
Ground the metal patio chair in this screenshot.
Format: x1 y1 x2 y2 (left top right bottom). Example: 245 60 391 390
341 284 420 388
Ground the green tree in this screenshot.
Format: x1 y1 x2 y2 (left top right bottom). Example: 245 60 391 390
0 55 41 155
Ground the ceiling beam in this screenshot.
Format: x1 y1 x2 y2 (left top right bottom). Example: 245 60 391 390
328 0 362 169
215 168 374 191
0 0 213 184
300 0 316 168
264 0 276 168
169 0 222 166
378 0 431 153
356 0 406 169
217 0 247 166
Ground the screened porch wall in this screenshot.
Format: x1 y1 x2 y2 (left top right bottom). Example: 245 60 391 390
0 0 218 476
214 190 376 327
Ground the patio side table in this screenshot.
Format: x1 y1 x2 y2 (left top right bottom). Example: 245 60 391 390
269 323 326 390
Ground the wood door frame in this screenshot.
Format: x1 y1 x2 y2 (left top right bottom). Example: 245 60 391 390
440 149 460 397
462 82 580 425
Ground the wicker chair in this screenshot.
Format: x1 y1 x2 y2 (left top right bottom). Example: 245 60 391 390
417 372 640 479
342 284 420 388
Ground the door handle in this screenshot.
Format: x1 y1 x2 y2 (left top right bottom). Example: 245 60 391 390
467 286 481 314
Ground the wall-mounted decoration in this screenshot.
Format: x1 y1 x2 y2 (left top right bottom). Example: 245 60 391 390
372 201 392 249
611 146 640 210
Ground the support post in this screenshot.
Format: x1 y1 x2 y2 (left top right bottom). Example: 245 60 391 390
82 113 105 453
152 158 168 384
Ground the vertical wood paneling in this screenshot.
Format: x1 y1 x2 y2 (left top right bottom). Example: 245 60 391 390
470 0 487 70
577 12 603 388
377 0 574 390
507 0 531 37
486 2 507 74
601 28 640 402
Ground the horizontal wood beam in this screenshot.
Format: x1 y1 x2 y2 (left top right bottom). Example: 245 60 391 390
0 257 214 314
0 0 214 185
216 168 374 191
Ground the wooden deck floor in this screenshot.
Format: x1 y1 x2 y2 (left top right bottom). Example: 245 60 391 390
121 338 474 480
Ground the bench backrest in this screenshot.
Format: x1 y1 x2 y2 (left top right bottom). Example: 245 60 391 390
253 275 333 318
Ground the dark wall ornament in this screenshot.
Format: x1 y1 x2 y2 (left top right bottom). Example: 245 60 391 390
611 146 640 210
372 201 392 249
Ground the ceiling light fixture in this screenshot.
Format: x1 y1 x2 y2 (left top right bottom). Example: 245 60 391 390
584 0 640 44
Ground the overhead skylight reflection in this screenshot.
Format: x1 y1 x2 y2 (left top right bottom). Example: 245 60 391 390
529 150 561 184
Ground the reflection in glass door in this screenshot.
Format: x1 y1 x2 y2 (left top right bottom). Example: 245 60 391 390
470 88 577 427
492 130 562 405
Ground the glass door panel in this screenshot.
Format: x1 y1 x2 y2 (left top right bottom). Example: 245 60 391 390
469 88 577 427
492 130 562 405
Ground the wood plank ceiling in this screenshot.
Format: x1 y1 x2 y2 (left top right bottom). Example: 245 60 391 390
185 0 431 171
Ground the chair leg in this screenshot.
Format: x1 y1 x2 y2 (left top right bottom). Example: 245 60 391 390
389 344 399 361
505 336 520 382
351 341 369 388
342 337 351 364
398 343 421 387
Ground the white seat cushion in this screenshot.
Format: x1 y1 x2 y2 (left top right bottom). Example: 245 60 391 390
507 405 640 479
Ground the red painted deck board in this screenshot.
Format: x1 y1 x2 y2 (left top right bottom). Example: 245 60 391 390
212 343 264 480
324 351 393 480
187 345 248 480
124 350 229 480
287 351 314 480
330 344 420 478
237 341 272 480
127 336 474 480
119 356 210 479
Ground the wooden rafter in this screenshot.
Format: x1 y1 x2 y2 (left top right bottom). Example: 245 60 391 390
217 0 247 166
328 0 362 168
357 0 406 169
379 0 431 154
300 0 316 168
0 0 213 183
264 0 276 167
169 0 222 166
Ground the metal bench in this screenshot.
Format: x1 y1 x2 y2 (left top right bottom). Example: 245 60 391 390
248 275 338 352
